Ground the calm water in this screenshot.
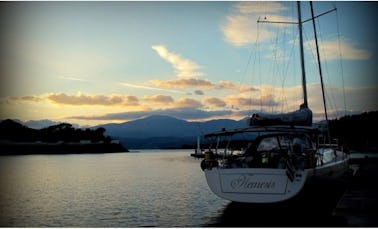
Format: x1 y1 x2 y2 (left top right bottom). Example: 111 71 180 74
0 150 350 227
0 150 229 227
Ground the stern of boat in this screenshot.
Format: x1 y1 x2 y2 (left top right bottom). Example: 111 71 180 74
204 167 308 203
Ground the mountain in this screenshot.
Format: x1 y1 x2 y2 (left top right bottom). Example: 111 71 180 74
3 111 377 150
99 115 196 138
96 115 248 149
23 119 62 129
1 116 248 149
5 119 79 130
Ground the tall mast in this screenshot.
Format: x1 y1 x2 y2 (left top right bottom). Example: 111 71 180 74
297 1 308 109
310 1 330 141
257 1 336 113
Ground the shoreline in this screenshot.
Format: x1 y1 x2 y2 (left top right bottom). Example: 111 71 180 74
0 141 129 155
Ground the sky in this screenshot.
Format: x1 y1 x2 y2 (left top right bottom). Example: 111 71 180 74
0 1 377 127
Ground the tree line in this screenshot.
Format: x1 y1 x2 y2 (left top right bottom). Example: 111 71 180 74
329 111 378 152
0 119 112 143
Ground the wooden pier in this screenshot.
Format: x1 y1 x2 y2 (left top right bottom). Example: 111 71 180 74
333 153 378 226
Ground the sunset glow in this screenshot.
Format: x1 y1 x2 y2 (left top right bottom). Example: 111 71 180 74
1 1 377 126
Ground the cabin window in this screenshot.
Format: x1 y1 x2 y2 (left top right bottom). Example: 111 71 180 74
293 135 313 149
277 135 292 150
257 136 279 152
276 135 313 151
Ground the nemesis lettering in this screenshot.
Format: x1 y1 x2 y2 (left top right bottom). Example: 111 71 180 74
230 174 276 190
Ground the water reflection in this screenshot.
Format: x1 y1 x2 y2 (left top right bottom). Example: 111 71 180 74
0 151 350 227
0 151 229 227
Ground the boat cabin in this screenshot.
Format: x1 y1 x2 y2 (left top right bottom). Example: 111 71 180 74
203 127 319 170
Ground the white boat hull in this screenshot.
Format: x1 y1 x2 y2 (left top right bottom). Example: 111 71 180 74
205 168 307 203
204 153 349 203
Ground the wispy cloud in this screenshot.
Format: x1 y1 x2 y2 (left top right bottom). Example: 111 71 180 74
234 1 287 14
221 2 291 47
150 45 259 93
67 108 234 121
120 82 183 94
150 78 258 92
59 76 90 82
306 38 372 61
223 2 372 63
150 78 213 89
4 95 43 104
224 94 279 109
222 14 271 47
151 45 204 78
47 93 139 106
216 80 259 92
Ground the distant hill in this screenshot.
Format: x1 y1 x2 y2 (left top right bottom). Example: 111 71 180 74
98 112 378 151
96 115 248 149
5 110 376 151
23 119 65 129
0 119 128 154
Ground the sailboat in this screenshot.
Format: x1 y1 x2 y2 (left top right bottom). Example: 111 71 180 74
200 2 350 203
190 136 205 158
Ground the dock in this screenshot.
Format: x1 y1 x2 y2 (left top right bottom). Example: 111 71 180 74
333 153 378 226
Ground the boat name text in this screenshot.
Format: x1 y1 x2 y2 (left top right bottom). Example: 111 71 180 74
230 174 276 190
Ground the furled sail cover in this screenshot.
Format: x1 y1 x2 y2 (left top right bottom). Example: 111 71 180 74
249 107 313 126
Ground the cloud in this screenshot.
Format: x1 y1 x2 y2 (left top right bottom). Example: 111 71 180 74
204 97 227 108
322 85 378 116
151 45 204 78
194 90 204 95
173 97 203 109
143 95 174 104
225 94 279 109
4 84 376 125
306 39 372 61
234 1 287 14
68 108 234 121
216 80 259 92
47 93 139 106
59 76 90 82
222 14 271 47
150 78 214 89
150 45 259 93
223 1 372 65
120 82 184 94
150 78 259 93
221 2 291 47
4 95 43 104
